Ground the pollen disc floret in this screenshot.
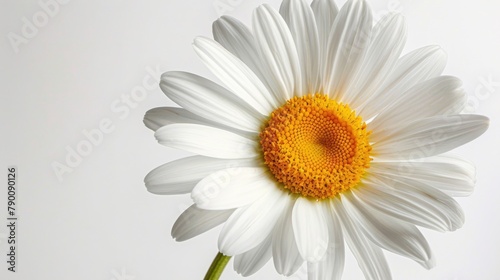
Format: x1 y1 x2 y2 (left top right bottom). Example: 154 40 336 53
260 94 372 199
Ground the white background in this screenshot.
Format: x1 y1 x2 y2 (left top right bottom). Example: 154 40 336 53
1 0 499 279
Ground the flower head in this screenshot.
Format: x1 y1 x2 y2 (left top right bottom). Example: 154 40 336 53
144 0 489 279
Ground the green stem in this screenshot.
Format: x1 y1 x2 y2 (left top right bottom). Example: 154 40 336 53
204 252 231 280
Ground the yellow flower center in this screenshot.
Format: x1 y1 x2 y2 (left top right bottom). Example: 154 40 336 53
259 94 372 200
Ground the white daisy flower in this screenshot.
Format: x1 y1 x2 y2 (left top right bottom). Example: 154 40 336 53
144 0 489 279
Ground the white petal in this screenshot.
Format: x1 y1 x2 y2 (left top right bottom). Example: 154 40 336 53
212 16 267 85
344 191 435 269
308 262 320 280
253 4 301 103
370 76 467 138
323 0 372 100
160 71 264 132
311 0 338 90
344 13 407 109
145 156 258 195
280 0 320 95
192 167 273 210
193 37 276 114
144 107 251 138
333 197 391 280
144 107 193 131
360 45 447 119
171 204 234 242
218 187 289 256
155 123 258 159
373 114 489 159
272 197 303 276
213 16 283 109
292 197 329 262
234 233 273 276
370 154 475 196
356 176 464 231
308 202 345 280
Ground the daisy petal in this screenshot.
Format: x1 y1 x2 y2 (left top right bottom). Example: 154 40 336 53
308 202 345 280
155 124 258 159
272 197 303 276
324 0 372 100
213 16 281 108
280 0 320 95
160 71 263 132
374 114 489 159
333 197 392 280
370 76 467 137
308 262 320 280
218 187 289 256
361 45 447 119
145 156 258 195
193 37 276 114
213 16 264 76
144 107 191 131
311 0 338 87
253 4 301 103
292 197 329 262
143 107 246 136
345 13 407 109
171 204 234 242
234 233 273 276
357 176 464 231
371 155 475 197
344 191 435 269
192 167 273 210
